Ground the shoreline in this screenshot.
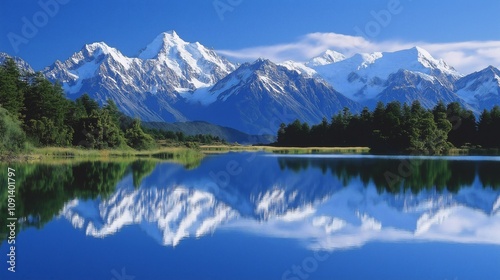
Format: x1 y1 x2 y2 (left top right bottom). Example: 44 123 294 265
2 145 500 162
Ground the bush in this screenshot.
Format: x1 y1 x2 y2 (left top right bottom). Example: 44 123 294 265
125 119 156 150
25 117 73 147
0 106 27 153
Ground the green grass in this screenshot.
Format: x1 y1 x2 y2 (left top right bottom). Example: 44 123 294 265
199 145 370 154
6 143 497 167
1 146 206 168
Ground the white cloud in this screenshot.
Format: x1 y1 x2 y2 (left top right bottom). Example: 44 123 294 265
217 32 500 74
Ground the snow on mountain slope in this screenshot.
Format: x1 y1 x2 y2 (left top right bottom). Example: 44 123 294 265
278 50 345 78
180 66 254 105
312 47 463 103
31 32 499 132
306 49 346 67
183 59 360 134
280 60 317 78
138 31 236 90
42 31 237 122
273 47 465 109
45 42 140 95
374 69 463 108
0 52 34 73
455 66 500 111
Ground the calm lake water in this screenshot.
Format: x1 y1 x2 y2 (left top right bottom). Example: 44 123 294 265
1 152 500 280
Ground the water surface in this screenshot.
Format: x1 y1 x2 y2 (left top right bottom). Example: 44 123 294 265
1 153 500 279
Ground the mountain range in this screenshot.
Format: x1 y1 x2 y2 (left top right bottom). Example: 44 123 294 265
2 31 500 135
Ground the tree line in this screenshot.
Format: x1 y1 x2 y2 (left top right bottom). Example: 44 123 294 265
278 157 500 193
0 58 223 153
277 100 500 154
144 128 226 145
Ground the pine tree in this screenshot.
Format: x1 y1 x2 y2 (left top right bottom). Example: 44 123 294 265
125 119 156 150
446 102 477 147
0 58 24 118
76 93 100 117
477 109 492 148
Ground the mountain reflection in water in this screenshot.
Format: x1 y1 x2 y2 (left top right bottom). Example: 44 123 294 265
3 153 500 251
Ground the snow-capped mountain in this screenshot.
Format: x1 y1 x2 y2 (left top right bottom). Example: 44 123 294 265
43 31 237 122
182 59 360 134
273 47 470 110
0 52 34 73
306 49 346 67
278 50 346 77
455 66 500 111
373 69 463 108
311 47 463 105
40 32 360 134
138 31 235 90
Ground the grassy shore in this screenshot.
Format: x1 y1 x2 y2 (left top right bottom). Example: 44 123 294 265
0 146 205 167
448 148 500 156
3 144 498 164
199 145 370 154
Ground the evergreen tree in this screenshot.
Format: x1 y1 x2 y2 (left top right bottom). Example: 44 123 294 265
275 100 477 154
477 109 492 148
277 123 287 145
23 74 73 146
446 102 477 147
0 58 25 118
104 99 121 125
484 106 500 148
125 119 156 150
77 109 126 149
76 93 99 117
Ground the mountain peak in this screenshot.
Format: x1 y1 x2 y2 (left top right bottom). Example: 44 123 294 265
393 46 434 61
163 30 179 37
469 65 500 83
307 50 346 66
158 30 184 44
138 30 188 60
249 58 275 71
254 57 272 64
384 47 461 77
84 42 111 52
484 65 500 75
410 46 437 62
81 42 121 59
0 52 34 73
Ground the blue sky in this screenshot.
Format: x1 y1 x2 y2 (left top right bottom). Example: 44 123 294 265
1 0 499 73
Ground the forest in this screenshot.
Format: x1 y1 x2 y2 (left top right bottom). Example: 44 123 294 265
277 100 500 154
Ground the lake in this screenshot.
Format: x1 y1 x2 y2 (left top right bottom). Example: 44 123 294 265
1 152 500 280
